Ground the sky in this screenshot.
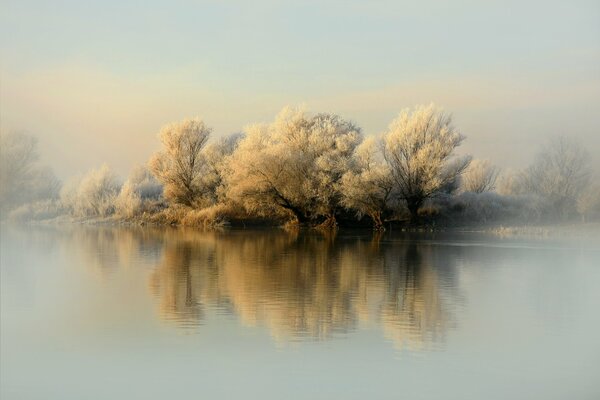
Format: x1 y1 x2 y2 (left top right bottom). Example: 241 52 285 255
1 0 599 178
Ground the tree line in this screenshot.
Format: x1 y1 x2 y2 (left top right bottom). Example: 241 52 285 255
1 104 598 229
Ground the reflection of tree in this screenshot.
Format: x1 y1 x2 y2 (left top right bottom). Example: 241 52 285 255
148 229 220 326
61 226 164 277
379 244 451 350
147 229 459 349
48 224 459 349
214 232 358 340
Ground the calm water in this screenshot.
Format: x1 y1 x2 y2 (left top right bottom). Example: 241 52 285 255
1 225 599 399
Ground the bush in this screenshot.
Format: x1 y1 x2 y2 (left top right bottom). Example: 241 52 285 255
8 200 64 222
180 204 235 227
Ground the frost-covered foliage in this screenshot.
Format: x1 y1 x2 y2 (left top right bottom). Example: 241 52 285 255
577 184 600 223
115 165 163 217
225 107 362 224
340 137 394 228
60 164 120 217
461 159 499 193
382 104 471 220
0 132 61 216
149 118 211 207
521 136 590 218
201 133 243 205
496 169 525 196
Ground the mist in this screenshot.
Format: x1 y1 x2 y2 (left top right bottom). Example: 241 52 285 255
2 0 600 178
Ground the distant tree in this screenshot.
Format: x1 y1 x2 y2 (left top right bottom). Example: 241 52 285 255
149 118 211 207
522 136 590 218
576 184 600 223
0 131 60 215
341 137 394 230
495 169 524 196
381 104 470 221
225 107 361 225
61 164 120 217
461 159 499 193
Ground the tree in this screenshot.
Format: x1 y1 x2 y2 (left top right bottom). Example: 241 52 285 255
340 137 394 229
576 184 600 223
149 118 211 207
115 165 163 217
461 159 499 193
224 107 361 225
381 104 470 221
495 169 524 196
0 131 60 215
522 136 590 218
201 133 243 205
60 164 120 217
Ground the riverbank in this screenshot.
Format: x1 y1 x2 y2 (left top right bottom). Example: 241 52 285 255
10 211 600 242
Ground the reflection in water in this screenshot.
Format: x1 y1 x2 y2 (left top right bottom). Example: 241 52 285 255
28 226 461 349
145 229 460 349
4 225 599 400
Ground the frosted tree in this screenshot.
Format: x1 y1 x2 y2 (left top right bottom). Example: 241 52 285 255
0 132 37 205
149 118 211 207
61 164 120 217
522 136 590 217
577 184 600 223
0 131 60 215
340 137 394 229
496 169 524 196
461 159 499 193
115 182 141 218
201 133 243 205
115 165 163 217
382 104 470 221
225 107 361 225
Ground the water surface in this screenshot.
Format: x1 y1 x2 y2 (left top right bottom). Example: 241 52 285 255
1 226 599 399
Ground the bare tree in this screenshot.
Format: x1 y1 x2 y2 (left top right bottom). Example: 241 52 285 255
576 184 600 223
381 104 470 221
461 159 499 193
522 136 590 218
0 131 60 215
149 118 211 207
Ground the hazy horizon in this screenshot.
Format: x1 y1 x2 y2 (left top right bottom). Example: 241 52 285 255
1 0 599 178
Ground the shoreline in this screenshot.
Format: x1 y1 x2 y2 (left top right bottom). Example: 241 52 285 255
6 216 600 241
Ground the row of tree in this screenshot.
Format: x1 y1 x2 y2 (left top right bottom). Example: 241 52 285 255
1 104 598 228
145 104 473 228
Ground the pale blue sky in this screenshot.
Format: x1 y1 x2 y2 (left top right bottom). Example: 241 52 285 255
1 0 599 177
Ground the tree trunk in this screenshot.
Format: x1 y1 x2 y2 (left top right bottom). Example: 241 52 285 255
371 211 385 231
316 213 337 230
291 211 309 226
406 198 422 224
